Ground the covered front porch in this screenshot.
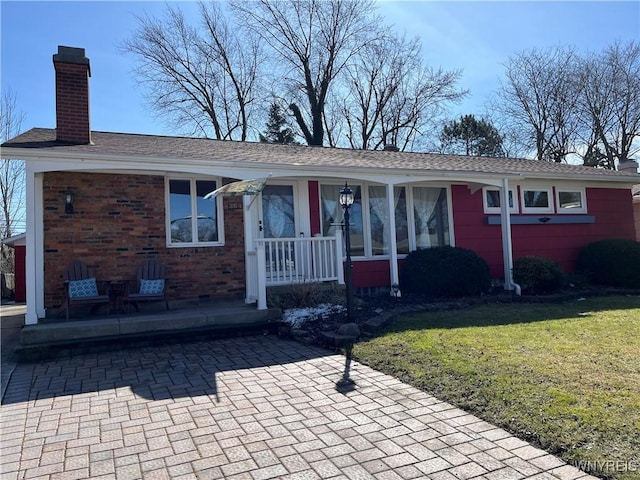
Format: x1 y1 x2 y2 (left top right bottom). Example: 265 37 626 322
22 164 520 326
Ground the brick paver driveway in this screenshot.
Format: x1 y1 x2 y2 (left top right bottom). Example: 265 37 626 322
1 335 595 479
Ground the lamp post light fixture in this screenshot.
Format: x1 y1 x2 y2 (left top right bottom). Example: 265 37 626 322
65 189 74 214
391 282 400 302
339 182 355 323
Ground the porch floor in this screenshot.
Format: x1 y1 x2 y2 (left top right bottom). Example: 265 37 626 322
18 300 283 360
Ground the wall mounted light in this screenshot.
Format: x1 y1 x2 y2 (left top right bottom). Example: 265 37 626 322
65 189 74 214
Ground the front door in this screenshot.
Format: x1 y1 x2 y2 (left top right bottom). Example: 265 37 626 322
260 184 296 239
258 184 301 282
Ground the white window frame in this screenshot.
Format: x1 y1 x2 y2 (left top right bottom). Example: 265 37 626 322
520 186 554 214
320 182 370 259
319 181 454 259
482 187 518 214
555 187 587 214
405 185 453 252
165 176 225 248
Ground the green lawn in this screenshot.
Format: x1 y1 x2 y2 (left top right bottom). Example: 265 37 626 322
353 295 640 480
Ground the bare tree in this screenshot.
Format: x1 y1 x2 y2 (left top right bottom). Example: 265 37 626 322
122 1 260 140
1 88 26 274
232 0 379 146
494 46 581 162
341 32 466 152
341 33 407 150
382 67 465 152
579 41 640 169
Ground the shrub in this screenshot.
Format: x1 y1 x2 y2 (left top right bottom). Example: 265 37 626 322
576 239 640 288
400 246 491 298
267 282 345 309
513 256 566 294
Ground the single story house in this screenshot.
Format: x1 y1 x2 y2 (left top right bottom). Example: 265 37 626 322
2 46 639 327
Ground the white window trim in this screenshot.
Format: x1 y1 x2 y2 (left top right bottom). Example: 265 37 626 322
406 185 453 251
165 176 225 248
482 187 519 214
320 182 371 259
319 181 453 259
520 186 554 214
555 187 587 214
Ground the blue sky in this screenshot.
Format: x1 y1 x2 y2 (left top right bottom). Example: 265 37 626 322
1 1 639 138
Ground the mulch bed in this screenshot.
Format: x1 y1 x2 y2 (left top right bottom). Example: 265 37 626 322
277 286 640 349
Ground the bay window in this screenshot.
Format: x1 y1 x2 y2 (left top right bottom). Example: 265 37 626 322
394 187 410 254
368 185 390 255
320 182 450 258
321 184 364 256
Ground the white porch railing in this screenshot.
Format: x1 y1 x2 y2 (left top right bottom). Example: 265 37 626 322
247 232 344 310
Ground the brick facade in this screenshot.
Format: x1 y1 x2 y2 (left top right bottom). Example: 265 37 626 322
43 172 246 312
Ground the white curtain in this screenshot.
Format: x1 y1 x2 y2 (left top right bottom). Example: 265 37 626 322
321 185 344 236
413 187 442 249
394 187 409 254
262 186 294 238
264 201 285 237
368 185 389 255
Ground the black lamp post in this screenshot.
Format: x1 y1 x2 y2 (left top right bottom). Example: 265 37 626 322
339 182 354 322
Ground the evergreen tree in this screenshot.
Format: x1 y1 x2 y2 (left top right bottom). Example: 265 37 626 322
259 103 298 144
440 114 505 157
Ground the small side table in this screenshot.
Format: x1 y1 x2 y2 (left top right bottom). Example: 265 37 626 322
108 280 130 314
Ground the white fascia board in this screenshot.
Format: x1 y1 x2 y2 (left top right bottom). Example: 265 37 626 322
517 171 640 186
13 151 526 185
5 146 638 187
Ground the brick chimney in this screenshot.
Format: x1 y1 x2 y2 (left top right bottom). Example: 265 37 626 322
618 159 639 173
53 46 91 144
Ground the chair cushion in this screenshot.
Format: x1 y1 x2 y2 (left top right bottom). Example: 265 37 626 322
139 278 165 295
68 278 99 298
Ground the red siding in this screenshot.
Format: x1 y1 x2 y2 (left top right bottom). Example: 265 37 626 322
351 260 390 288
452 184 636 277
14 245 26 302
308 181 321 235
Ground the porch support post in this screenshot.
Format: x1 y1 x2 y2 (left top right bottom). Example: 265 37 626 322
243 195 257 304
256 242 267 310
386 183 400 296
334 229 344 285
25 168 45 324
500 177 515 291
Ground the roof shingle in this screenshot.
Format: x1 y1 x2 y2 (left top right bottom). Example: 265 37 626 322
3 127 639 182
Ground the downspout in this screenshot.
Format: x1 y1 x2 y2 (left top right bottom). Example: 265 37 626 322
500 177 521 296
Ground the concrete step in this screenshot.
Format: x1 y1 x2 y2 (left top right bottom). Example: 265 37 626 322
15 305 282 361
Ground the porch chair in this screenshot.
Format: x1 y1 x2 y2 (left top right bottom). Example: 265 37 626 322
60 260 111 320
127 258 169 312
